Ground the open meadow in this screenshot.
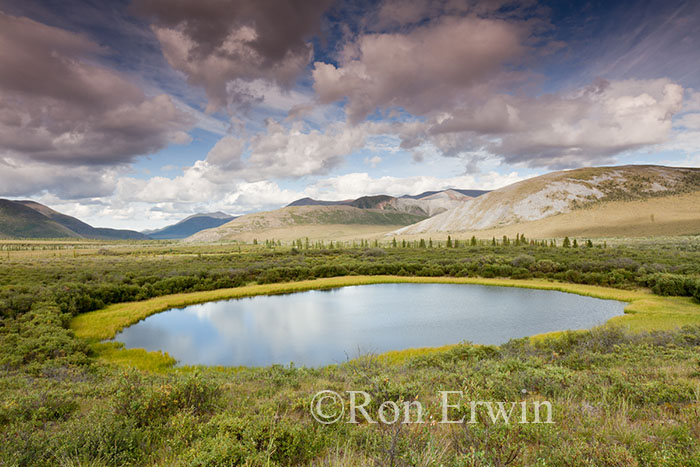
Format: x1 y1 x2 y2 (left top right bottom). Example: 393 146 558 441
2 236 700 465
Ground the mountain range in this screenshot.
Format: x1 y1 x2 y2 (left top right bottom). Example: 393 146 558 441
0 199 148 240
143 212 237 240
393 165 700 238
186 189 486 242
2 166 699 241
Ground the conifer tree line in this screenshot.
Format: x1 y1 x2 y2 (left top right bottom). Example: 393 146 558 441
246 234 604 251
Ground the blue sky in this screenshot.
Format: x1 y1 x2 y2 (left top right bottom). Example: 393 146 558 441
0 0 699 229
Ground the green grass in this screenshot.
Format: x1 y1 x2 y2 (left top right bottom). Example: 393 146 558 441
71 275 700 369
5 240 700 465
91 342 177 373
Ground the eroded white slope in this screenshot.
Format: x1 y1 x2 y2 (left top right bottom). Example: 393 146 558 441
394 165 700 234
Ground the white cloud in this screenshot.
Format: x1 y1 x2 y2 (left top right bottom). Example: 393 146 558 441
313 15 528 122
0 156 119 199
139 0 332 112
364 156 382 168
0 12 194 166
222 181 301 211
206 136 245 170
304 171 526 201
400 78 685 169
675 113 700 130
204 120 370 180
245 120 367 179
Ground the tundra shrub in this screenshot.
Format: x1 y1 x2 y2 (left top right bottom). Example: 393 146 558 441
0 303 89 369
114 372 221 427
648 273 700 297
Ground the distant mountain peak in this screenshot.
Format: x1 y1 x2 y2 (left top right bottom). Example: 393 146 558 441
179 211 233 222
287 189 489 208
145 212 237 239
0 199 148 240
286 197 351 207
394 165 700 236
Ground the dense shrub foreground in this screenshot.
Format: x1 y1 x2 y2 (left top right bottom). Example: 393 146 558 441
2 238 700 320
2 325 700 465
1 238 700 465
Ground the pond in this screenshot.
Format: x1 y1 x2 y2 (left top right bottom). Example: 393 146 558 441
113 283 626 367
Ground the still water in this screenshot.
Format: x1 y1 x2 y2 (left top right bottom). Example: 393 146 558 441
113 283 626 367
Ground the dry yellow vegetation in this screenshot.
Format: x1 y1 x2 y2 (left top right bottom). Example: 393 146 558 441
71 275 700 371
189 223 402 243
395 165 700 236
186 204 427 242
395 191 700 240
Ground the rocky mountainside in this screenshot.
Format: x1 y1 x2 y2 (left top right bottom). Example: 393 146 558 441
286 188 484 218
394 165 700 235
186 205 428 242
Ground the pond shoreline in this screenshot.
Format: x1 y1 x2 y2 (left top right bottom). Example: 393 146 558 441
70 275 700 371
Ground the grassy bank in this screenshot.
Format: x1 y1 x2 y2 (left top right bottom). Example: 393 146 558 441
4 240 700 465
8 315 700 465
71 275 700 370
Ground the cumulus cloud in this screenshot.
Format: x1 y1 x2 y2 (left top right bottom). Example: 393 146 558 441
364 156 382 168
0 12 194 166
305 171 526 201
206 136 245 170
104 169 303 226
0 156 119 199
312 4 688 169
91 118 371 222
205 120 369 180
313 15 528 122
134 0 332 112
221 180 301 211
244 121 367 179
411 78 685 168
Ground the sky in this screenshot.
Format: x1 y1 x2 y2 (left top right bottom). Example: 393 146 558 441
1 0 699 230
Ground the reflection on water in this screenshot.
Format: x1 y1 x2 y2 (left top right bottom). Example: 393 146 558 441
113 283 626 367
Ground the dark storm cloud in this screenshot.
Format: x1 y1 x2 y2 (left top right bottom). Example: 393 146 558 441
132 0 334 112
0 11 194 166
313 14 532 123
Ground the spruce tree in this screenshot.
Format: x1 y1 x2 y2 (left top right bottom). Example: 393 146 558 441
563 236 571 248
446 235 453 248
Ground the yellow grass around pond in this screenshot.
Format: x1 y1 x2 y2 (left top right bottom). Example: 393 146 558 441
72 275 700 342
